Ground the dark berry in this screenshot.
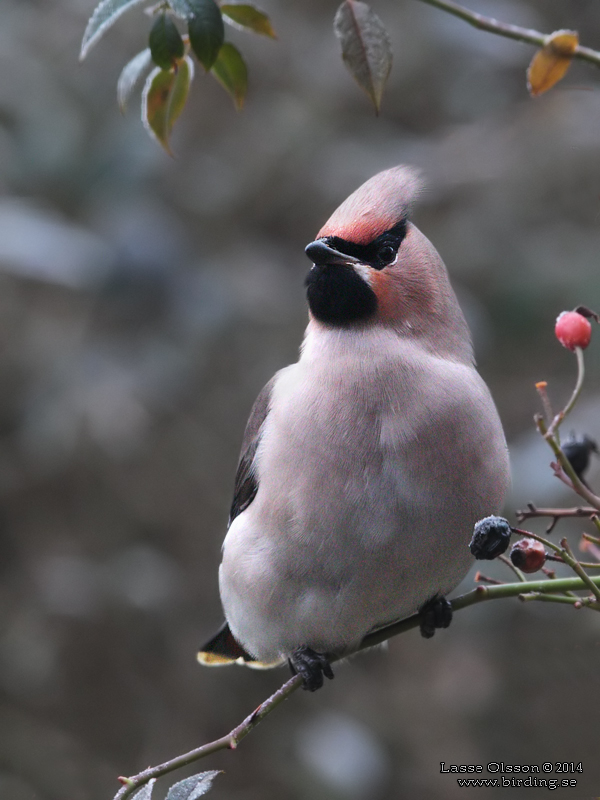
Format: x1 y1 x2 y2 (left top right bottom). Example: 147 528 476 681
562 434 598 480
510 538 546 573
469 516 512 560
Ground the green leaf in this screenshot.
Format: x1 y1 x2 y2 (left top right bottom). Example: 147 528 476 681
333 0 392 114
80 0 147 60
141 56 194 154
210 42 247 110
221 4 276 38
117 47 153 112
187 0 225 70
164 771 220 800
149 13 185 69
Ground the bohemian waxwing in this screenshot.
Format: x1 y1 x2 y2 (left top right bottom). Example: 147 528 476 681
198 166 510 691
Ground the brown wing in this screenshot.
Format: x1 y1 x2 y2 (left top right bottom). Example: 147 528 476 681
228 376 275 525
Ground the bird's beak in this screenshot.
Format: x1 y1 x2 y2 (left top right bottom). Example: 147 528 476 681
305 239 361 267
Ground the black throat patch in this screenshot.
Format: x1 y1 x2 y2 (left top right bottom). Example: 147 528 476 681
305 263 377 326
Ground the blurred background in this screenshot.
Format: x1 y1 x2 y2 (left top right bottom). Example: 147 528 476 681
1 0 600 798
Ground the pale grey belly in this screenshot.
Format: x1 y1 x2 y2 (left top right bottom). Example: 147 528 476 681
220 454 484 662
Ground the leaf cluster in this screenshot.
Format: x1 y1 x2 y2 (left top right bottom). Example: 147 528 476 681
81 0 275 152
81 0 600 154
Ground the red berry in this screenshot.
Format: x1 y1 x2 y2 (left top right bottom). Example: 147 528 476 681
555 311 592 350
510 538 546 573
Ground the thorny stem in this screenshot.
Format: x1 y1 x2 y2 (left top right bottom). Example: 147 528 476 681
415 0 600 68
112 572 600 799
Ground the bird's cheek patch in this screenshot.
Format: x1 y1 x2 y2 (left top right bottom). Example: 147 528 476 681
370 271 400 321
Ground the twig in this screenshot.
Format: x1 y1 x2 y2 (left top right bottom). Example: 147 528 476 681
560 537 600 604
535 415 600 510
415 0 600 68
515 503 597 533
535 382 554 427
518 592 600 609
498 553 525 582
114 675 302 799
547 347 585 439
474 572 504 585
113 572 600 799
545 553 600 569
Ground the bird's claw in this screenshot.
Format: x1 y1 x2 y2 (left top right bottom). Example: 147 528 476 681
289 645 334 691
419 595 452 639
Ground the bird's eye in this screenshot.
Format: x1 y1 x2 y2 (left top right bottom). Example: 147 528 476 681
378 244 396 264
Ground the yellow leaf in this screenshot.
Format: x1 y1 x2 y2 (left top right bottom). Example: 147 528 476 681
141 56 194 154
527 29 579 97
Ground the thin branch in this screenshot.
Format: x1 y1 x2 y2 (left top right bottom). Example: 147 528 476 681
498 553 525 582
560 537 600 603
111 571 600 799
474 571 504 585
535 382 554 427
114 675 302 799
535 415 600 510
515 503 597 533
547 346 585 439
519 591 600 609
415 0 600 68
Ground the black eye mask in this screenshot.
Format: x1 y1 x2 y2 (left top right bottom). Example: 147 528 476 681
322 219 407 270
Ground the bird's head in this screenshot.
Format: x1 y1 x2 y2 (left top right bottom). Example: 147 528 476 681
304 166 472 360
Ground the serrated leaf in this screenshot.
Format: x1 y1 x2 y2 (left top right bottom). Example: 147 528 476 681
131 778 156 800
165 770 220 800
150 14 185 69
80 0 148 60
188 0 225 70
142 56 194 153
333 0 392 114
221 4 276 38
527 29 579 97
211 42 247 110
117 48 153 112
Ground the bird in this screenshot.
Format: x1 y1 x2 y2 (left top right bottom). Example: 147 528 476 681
198 165 510 691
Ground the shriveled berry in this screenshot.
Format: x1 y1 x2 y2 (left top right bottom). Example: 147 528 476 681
555 311 592 351
510 538 546 573
470 515 512 560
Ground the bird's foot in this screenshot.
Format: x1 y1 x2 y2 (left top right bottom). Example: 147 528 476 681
289 646 334 692
419 595 452 639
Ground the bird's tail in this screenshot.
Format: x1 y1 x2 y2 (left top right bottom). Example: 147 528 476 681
197 622 284 669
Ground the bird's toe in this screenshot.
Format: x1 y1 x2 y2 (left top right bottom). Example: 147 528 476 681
289 645 334 691
419 595 453 639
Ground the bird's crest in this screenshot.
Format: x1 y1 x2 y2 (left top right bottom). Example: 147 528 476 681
318 165 423 245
